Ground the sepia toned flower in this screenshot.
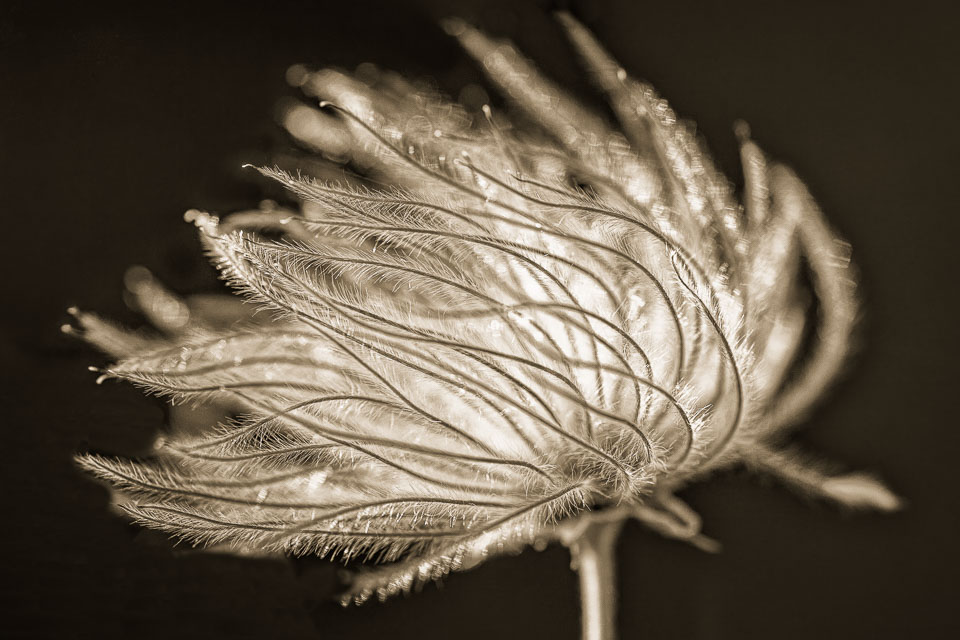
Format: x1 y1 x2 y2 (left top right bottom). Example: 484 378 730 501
69 12 899 633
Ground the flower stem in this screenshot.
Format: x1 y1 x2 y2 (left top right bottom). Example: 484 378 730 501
569 515 625 640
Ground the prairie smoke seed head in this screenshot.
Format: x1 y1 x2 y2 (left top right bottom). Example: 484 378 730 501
72 13 898 610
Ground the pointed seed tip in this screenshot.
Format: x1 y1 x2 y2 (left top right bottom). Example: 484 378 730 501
123 265 153 290
439 16 467 37
733 120 751 142
692 534 723 554
184 210 218 232
285 63 309 87
870 487 905 512
822 474 903 512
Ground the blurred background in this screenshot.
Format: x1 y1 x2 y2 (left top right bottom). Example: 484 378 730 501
1 0 957 638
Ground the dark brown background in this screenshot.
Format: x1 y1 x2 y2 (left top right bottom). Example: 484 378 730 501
2 1 957 638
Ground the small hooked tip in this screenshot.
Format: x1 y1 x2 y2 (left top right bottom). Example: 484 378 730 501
285 63 309 88
822 473 904 512
439 17 468 37
84 365 110 385
123 264 153 293
733 119 752 144
184 209 219 234
687 533 723 554
553 10 593 41
62 306 82 334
